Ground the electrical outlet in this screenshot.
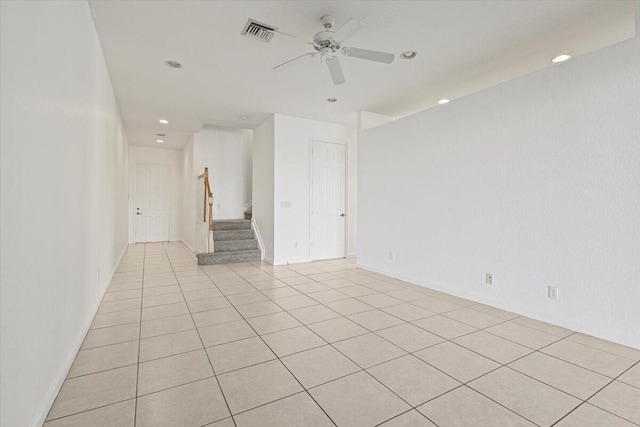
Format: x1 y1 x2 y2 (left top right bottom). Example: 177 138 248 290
548 286 559 300
486 273 493 285
389 251 395 261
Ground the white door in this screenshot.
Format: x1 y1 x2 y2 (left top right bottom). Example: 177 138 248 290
135 164 170 242
311 141 346 260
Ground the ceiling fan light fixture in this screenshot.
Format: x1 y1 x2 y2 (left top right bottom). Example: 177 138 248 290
327 97 338 103
551 54 572 63
438 99 450 104
159 119 169 124
400 51 417 59
156 139 164 143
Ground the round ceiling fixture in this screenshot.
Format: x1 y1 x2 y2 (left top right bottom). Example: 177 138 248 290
156 139 164 143
400 51 417 59
239 115 249 120
327 97 337 103
165 60 182 68
159 119 168 124
551 54 571 63
438 99 450 104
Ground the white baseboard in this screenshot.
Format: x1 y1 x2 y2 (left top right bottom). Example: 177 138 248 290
357 261 640 350
180 239 197 254
33 244 128 427
263 257 274 265
180 240 198 262
274 258 313 266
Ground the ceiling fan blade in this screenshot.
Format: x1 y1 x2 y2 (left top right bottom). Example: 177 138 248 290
331 18 363 44
326 56 346 85
273 52 317 71
342 47 395 64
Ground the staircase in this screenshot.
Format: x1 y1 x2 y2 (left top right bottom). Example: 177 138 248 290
196 220 261 265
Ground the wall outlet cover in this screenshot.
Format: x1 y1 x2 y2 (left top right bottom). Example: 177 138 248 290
548 286 559 300
486 273 493 285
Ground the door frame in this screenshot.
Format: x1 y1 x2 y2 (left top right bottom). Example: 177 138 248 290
133 162 172 243
309 138 348 261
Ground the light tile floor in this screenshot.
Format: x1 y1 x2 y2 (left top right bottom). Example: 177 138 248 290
45 243 640 427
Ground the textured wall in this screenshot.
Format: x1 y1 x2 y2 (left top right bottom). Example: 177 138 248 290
1 2 130 425
358 35 640 349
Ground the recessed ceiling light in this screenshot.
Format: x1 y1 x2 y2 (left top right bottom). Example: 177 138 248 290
156 139 164 143
400 51 417 59
438 99 450 104
159 119 168 124
551 54 571 63
165 60 182 68
327 98 337 103
239 115 249 120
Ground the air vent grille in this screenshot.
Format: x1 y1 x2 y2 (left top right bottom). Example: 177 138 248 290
241 19 278 43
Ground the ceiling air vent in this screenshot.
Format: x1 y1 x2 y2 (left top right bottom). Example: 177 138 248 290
241 19 278 43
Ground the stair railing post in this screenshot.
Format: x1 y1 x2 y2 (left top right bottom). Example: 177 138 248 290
198 167 214 253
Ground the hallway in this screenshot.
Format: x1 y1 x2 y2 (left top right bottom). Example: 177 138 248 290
45 243 640 426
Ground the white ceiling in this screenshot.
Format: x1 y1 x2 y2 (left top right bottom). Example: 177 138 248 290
89 1 635 149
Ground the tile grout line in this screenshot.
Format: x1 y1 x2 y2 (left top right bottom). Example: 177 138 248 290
44 397 138 424
287 302 470 427
208 270 337 426
232 272 432 424
50 245 640 426
133 243 146 427
161 243 238 427
207 258 638 427
301 290 576 427
200 263 340 426
549 358 640 427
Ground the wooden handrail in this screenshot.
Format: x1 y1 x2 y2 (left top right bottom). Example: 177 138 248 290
198 167 214 252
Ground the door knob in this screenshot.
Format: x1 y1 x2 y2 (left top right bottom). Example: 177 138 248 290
340 213 345 217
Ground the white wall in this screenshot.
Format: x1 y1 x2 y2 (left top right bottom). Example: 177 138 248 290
358 35 640 349
0 2 129 426
128 146 183 242
181 135 196 251
252 116 276 262
273 114 357 265
346 132 358 258
358 111 395 131
194 125 252 221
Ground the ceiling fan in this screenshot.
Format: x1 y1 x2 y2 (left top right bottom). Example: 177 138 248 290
273 15 395 85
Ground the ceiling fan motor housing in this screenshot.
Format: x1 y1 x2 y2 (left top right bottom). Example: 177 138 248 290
313 31 340 51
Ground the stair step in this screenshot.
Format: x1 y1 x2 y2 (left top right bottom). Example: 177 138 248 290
213 229 254 241
197 250 261 265
214 239 258 252
213 220 251 230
